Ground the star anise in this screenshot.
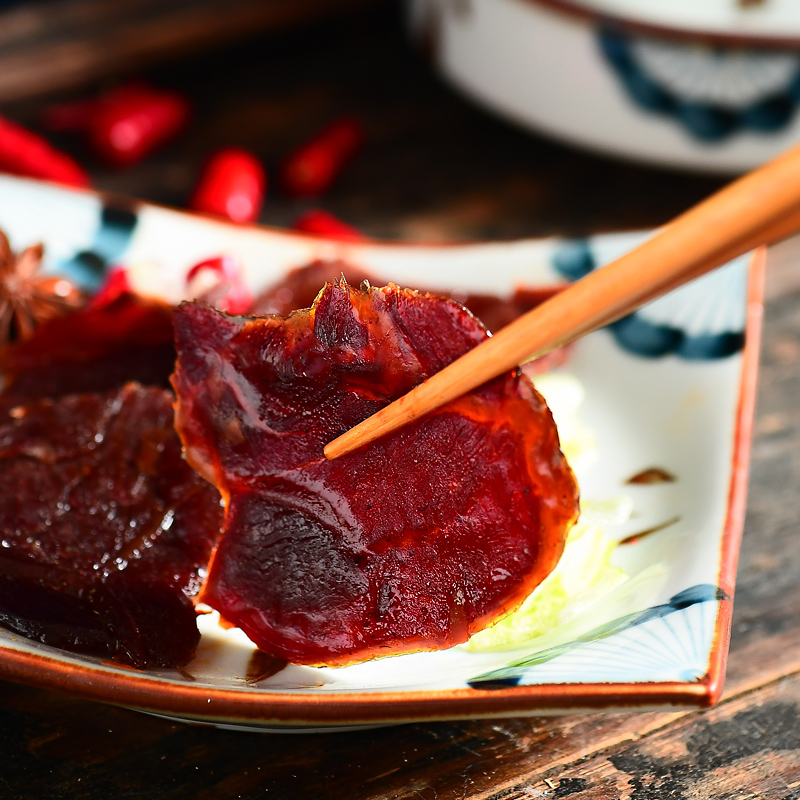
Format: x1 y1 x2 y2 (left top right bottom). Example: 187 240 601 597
0 230 84 348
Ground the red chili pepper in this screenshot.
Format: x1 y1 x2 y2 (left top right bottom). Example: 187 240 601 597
293 210 366 242
280 116 363 197
88 267 131 310
190 149 266 223
185 256 252 315
87 83 190 167
0 115 89 187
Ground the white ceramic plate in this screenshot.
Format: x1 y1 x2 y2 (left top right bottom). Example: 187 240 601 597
0 175 762 731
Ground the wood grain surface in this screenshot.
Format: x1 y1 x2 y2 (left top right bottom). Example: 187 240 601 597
1 5 799 798
0 0 390 103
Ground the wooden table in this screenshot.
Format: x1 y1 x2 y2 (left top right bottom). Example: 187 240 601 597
3 5 800 798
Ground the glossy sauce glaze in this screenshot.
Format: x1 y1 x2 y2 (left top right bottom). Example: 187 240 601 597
0 383 223 668
0 292 175 402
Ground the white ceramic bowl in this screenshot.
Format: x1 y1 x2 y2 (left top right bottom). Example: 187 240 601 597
409 0 800 173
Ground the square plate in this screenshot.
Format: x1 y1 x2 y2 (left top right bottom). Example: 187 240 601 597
0 175 763 732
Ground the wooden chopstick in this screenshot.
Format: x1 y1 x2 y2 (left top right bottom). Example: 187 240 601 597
324 142 800 460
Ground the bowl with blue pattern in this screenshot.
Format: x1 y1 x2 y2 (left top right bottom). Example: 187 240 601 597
409 0 800 172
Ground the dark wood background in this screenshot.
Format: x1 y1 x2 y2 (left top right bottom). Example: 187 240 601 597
3 4 800 798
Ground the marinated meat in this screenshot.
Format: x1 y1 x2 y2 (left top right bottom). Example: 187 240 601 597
249 259 373 316
0 383 223 668
250 260 570 374
0 292 175 403
172 281 579 666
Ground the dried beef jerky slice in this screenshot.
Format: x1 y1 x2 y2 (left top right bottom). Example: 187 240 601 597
172 281 579 666
249 259 373 316
0 383 223 668
0 292 175 404
249 260 571 373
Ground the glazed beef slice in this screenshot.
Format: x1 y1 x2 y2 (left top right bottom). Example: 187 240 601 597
0 383 223 668
0 293 176 404
172 281 579 667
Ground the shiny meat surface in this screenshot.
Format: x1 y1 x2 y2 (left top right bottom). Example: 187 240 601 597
0 293 175 403
0 383 223 668
173 281 578 666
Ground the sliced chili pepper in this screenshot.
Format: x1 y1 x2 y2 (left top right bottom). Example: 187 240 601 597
185 256 252 315
88 267 131 310
280 116 363 197
0 116 89 187
87 83 190 167
190 148 266 224
293 209 365 241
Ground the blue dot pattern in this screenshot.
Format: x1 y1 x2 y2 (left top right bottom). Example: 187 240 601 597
58 204 138 291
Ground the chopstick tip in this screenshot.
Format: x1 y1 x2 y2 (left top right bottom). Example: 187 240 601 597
323 439 342 460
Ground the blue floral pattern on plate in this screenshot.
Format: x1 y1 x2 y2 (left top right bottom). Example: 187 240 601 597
57 203 138 291
552 232 747 359
599 28 800 141
469 585 728 688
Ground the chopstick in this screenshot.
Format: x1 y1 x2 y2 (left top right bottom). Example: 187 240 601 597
324 142 800 461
